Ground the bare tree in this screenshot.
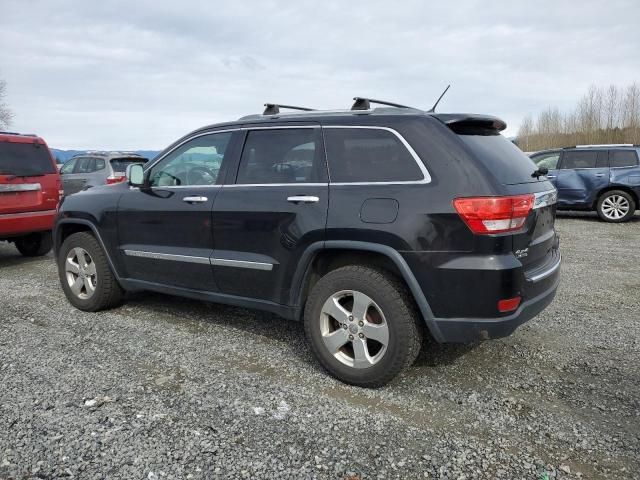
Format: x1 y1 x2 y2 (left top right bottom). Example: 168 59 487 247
0 78 14 130
516 83 640 150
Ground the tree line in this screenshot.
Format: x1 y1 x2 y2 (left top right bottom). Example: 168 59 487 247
0 78 13 130
516 83 640 152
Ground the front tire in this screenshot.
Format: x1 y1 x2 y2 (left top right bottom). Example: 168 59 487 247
58 232 123 311
597 190 636 222
15 232 52 257
304 265 422 388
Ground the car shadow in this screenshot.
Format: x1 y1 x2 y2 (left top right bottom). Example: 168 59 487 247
0 245 53 268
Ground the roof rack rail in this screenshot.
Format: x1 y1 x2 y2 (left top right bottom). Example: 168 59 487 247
263 103 315 115
575 143 634 148
351 97 412 111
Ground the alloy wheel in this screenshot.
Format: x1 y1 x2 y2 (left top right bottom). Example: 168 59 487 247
601 195 630 220
65 247 97 299
319 290 389 368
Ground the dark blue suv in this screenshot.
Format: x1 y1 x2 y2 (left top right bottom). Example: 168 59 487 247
530 145 640 222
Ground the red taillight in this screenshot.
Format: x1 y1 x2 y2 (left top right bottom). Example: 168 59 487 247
106 175 125 185
498 296 521 313
453 194 535 234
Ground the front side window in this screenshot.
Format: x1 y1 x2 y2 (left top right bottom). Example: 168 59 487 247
236 128 324 184
561 151 597 169
532 152 560 170
60 158 77 174
610 150 639 168
324 128 424 183
149 132 232 187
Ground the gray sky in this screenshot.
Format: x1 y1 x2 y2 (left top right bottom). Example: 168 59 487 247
1 0 639 149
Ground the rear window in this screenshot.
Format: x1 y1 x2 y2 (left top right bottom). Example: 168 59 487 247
457 134 538 185
324 128 424 183
610 150 638 168
110 157 147 173
0 142 55 176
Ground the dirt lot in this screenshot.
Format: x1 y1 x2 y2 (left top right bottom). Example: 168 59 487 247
0 212 639 480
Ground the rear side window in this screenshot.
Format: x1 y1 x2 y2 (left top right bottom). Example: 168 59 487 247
561 151 597 169
110 157 147 173
610 150 638 168
0 142 55 176
457 134 537 185
237 128 325 184
323 127 423 183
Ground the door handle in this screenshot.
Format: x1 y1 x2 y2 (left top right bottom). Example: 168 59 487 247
546 175 556 179
182 196 208 204
595 173 605 177
287 195 320 204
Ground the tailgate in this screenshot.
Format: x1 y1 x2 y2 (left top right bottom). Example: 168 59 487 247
0 177 44 214
513 190 559 272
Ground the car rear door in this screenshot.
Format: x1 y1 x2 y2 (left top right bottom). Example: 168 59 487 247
556 149 608 208
211 125 328 305
116 130 240 291
61 157 96 194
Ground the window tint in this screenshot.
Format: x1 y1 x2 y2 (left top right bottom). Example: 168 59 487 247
610 150 638 168
60 158 76 174
324 128 423 183
95 158 106 170
237 129 323 184
149 132 232 187
561 151 597 169
0 142 55 176
595 151 608 168
532 152 560 170
110 158 147 173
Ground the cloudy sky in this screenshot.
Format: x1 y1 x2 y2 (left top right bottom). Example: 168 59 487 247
1 0 639 150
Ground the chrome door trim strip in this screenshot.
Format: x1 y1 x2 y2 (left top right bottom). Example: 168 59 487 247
0 183 42 193
123 249 211 265
322 125 432 185
533 189 558 209
210 258 274 271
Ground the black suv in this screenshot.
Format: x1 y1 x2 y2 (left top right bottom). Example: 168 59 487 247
54 99 561 387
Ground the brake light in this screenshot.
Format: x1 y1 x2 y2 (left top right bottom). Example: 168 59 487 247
106 175 125 185
453 194 535 234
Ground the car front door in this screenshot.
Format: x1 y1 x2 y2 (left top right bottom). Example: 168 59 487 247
211 125 328 305
531 151 561 188
556 150 608 208
116 130 239 291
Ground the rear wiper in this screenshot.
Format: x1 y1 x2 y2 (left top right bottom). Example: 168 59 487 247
531 167 548 179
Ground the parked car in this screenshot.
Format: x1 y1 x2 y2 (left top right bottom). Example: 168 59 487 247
0 131 62 256
53 99 561 387
60 151 148 195
530 145 640 222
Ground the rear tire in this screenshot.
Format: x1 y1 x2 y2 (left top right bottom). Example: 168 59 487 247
58 232 123 311
15 232 52 257
304 265 422 388
596 190 636 222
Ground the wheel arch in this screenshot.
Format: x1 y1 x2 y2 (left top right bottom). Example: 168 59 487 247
54 219 122 280
593 185 639 211
291 241 445 342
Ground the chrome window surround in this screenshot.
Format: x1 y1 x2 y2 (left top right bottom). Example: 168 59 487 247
143 125 432 188
123 249 273 271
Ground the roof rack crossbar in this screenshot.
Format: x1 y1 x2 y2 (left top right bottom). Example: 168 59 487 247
263 103 315 115
351 97 412 111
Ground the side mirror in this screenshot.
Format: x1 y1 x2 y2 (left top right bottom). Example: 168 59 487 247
126 163 145 187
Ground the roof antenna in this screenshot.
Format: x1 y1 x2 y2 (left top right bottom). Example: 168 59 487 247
427 84 450 113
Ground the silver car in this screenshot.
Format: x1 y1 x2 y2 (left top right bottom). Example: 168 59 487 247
60 152 148 195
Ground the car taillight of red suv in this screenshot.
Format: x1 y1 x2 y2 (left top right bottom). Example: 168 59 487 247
0 131 61 256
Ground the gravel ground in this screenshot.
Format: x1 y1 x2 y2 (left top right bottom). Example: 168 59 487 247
1 212 639 480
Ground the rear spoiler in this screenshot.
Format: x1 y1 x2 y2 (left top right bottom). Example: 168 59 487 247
432 113 507 134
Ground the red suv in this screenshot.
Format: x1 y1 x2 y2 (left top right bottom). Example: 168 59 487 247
0 132 62 256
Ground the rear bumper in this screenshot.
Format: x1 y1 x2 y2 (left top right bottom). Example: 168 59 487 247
432 259 560 343
0 209 56 238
